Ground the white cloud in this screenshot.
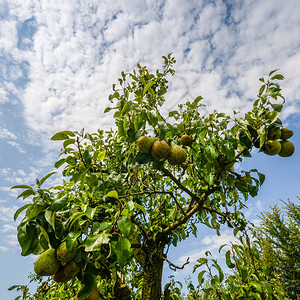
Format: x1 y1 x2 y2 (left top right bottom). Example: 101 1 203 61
0 128 17 139
0 223 16 233
0 0 298 148
0 205 19 222
0 245 9 252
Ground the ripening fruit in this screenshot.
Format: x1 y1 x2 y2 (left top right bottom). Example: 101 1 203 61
281 128 293 140
53 267 70 283
136 136 158 153
34 248 61 276
151 140 171 160
278 140 295 157
57 241 77 263
76 282 99 300
180 134 193 146
63 260 80 278
167 144 187 165
268 127 281 140
264 140 281 156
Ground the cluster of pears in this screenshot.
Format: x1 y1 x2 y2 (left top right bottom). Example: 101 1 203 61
136 134 193 165
34 241 80 283
263 127 295 157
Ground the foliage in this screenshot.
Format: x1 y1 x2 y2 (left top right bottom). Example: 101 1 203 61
190 227 289 300
257 199 300 298
10 54 293 299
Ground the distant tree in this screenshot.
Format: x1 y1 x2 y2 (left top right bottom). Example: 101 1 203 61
257 199 300 298
189 227 289 300
10 55 294 299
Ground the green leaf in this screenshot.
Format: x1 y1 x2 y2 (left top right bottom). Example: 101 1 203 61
68 212 85 229
83 150 92 166
197 270 206 285
84 232 110 252
239 131 252 149
104 106 113 113
45 210 56 230
18 223 39 256
118 120 126 137
51 195 68 211
106 190 118 199
14 204 31 221
85 206 96 220
11 184 33 190
8 285 21 291
66 231 81 249
143 81 155 96
54 158 66 169
271 104 283 112
225 250 235 268
63 138 76 148
17 189 36 200
212 263 224 282
269 69 279 77
121 101 134 116
77 274 95 300
117 216 131 237
136 151 153 164
134 203 147 215
258 85 265 96
40 172 56 186
114 237 132 266
271 74 285 80
51 131 75 140
250 282 263 292
98 151 105 161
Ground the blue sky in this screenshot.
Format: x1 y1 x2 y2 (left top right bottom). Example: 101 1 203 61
1 0 300 298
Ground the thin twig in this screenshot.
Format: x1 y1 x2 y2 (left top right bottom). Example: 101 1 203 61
163 256 190 271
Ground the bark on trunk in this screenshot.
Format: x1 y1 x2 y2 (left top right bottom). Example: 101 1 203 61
141 241 165 300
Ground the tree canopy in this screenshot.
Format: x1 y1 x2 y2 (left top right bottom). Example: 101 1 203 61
11 54 295 299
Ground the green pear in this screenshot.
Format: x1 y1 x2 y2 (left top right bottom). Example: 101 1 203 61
167 144 187 165
281 128 293 140
34 248 61 276
57 241 77 263
136 136 158 153
151 140 170 160
180 134 193 146
268 127 281 140
278 140 295 157
63 260 80 278
53 267 71 283
264 140 281 156
76 281 99 300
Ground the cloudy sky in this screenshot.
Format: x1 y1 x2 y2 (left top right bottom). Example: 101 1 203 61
1 0 300 297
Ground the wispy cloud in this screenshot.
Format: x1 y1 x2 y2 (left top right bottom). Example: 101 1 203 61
0 0 298 143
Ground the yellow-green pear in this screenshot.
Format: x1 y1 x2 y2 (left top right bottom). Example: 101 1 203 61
151 140 170 160
63 260 80 278
264 140 281 156
167 144 187 165
57 241 77 263
34 248 61 276
180 134 193 146
268 127 281 140
136 136 158 153
281 128 293 140
278 140 295 157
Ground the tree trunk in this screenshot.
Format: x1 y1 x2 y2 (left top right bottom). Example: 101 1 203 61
141 240 165 300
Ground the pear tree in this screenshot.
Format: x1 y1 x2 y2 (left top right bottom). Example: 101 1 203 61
12 54 294 299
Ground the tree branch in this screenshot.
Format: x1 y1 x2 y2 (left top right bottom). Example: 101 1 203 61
162 256 190 271
161 167 196 199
